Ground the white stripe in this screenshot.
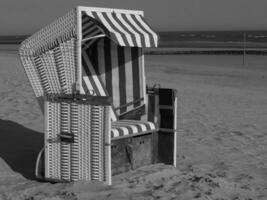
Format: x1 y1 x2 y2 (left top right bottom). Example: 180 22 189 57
120 127 129 135
138 48 144 102
138 123 147 132
135 15 158 46
83 26 100 37
110 110 117 122
129 125 138 133
83 76 94 93
80 83 86 94
87 11 126 46
122 123 138 134
111 129 120 137
112 122 138 134
110 43 120 109
141 50 147 108
106 12 134 46
82 51 106 96
82 39 98 50
124 47 134 111
97 39 106 84
148 122 156 129
120 120 153 132
83 50 117 122
82 21 95 30
117 13 142 47
125 14 150 47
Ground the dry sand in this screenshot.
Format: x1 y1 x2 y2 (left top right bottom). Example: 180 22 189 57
0 49 267 199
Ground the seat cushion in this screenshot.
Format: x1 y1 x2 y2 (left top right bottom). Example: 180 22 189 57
111 120 157 139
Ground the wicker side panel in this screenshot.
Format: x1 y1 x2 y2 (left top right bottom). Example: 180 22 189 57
78 104 91 180
90 106 104 181
20 9 77 56
53 39 77 94
20 55 44 97
60 103 71 180
40 52 62 93
45 101 61 179
104 107 112 185
20 37 78 105
70 103 79 181
44 100 111 183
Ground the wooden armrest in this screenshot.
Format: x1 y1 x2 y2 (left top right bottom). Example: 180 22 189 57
45 93 112 105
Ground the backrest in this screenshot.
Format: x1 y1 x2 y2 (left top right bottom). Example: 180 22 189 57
82 37 145 118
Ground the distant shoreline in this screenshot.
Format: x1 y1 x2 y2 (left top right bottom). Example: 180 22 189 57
2 31 267 55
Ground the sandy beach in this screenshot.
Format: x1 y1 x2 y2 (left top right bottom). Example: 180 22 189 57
0 49 267 199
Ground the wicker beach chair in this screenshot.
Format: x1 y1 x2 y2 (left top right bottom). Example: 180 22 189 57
19 6 178 185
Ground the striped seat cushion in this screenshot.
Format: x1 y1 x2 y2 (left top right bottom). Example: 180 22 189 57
111 120 157 139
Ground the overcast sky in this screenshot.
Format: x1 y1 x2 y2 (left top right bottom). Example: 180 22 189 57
1 0 267 35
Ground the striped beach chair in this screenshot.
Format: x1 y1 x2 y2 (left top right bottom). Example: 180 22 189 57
19 6 177 185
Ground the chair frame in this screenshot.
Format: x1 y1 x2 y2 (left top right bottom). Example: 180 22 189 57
19 6 178 185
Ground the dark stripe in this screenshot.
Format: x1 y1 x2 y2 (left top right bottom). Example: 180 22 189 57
82 14 96 38
88 43 99 75
131 14 155 47
81 52 101 96
112 123 133 135
116 128 124 137
121 14 146 47
84 41 111 97
83 26 99 38
83 38 100 50
113 124 133 135
117 46 127 114
124 125 134 135
82 79 90 94
83 26 97 33
82 13 90 24
131 48 140 107
114 98 144 110
33 56 51 93
91 12 111 37
117 121 142 133
140 121 151 131
112 13 138 46
53 47 68 93
138 16 158 47
104 38 112 98
82 20 94 30
101 12 129 46
82 13 105 40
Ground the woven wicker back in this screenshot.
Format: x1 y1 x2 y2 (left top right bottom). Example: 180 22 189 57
19 9 78 102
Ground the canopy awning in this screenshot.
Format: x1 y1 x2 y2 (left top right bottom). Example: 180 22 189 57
81 8 159 48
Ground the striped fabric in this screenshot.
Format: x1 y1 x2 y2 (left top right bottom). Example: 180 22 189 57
82 38 145 117
82 12 105 49
82 10 158 48
111 120 157 139
81 48 118 121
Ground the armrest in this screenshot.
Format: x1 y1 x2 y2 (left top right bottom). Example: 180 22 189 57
146 85 178 126
45 93 112 106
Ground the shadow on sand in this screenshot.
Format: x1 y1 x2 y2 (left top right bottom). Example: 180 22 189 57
0 119 43 180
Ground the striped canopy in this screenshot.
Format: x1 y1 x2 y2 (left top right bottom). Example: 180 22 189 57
82 9 158 48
